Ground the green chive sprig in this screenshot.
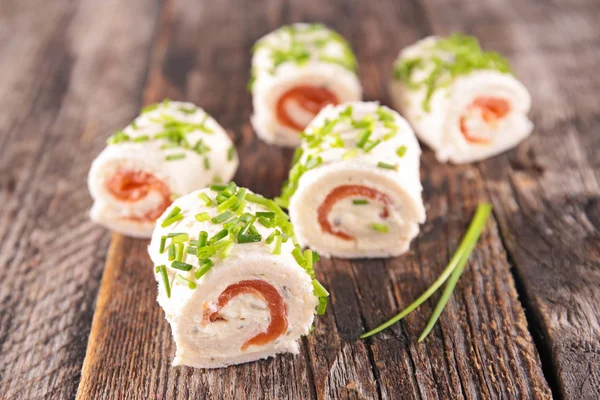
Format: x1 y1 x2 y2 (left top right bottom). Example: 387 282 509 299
377 162 398 171
156 265 171 298
360 203 492 340
176 274 197 290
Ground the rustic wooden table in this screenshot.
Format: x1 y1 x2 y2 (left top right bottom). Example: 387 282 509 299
1 0 599 399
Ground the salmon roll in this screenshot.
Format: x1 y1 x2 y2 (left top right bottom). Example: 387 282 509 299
149 183 327 368
278 102 426 258
389 34 533 164
250 23 362 147
88 100 238 238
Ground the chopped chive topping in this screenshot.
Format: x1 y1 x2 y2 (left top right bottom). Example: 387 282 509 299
396 145 407 157
317 297 328 315
216 193 228 204
162 214 183 227
164 206 181 221
212 211 233 224
228 145 236 161
273 234 282 255
238 234 262 243
204 157 210 170
175 274 197 289
178 106 196 114
372 222 389 233
142 103 158 113
198 192 213 206
156 265 171 298
224 182 237 195
360 203 492 339
235 187 247 201
219 241 235 258
159 236 167 253
304 249 314 277
171 261 193 271
257 216 274 228
176 243 185 261
133 135 149 142
166 153 186 161
304 156 323 170
256 211 275 219
312 252 320 264
363 139 382 153
210 229 229 243
245 193 270 206
377 162 398 171
376 107 395 122
292 246 306 267
194 259 214 279
168 244 176 261
394 34 512 111
353 115 375 129
239 220 255 235
223 217 240 228
331 134 345 148
353 199 369 205
171 233 189 244
240 213 254 223
160 182 322 300
234 200 246 216
312 279 329 297
340 105 353 119
217 195 239 213
210 184 227 191
292 147 304 164
195 212 210 222
266 230 279 244
356 129 372 148
214 238 233 249
198 231 208 247
342 148 359 160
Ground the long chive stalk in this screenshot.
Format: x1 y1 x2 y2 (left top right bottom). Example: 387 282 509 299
418 248 472 342
360 203 492 339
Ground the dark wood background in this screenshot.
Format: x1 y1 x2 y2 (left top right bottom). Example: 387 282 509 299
0 0 598 399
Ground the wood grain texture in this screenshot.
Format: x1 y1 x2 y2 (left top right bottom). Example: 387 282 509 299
416 0 600 397
0 0 161 398
75 0 552 399
1 0 598 398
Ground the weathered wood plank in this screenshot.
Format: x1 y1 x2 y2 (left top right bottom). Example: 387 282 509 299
0 0 161 398
419 0 600 397
76 0 551 399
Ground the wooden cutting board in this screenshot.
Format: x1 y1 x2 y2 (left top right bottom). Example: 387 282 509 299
3 0 600 399
76 149 550 398
71 0 590 399
73 0 555 399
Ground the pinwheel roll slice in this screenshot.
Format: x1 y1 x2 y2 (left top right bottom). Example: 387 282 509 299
88 100 238 238
250 23 362 147
149 184 327 368
389 34 533 164
279 102 426 259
